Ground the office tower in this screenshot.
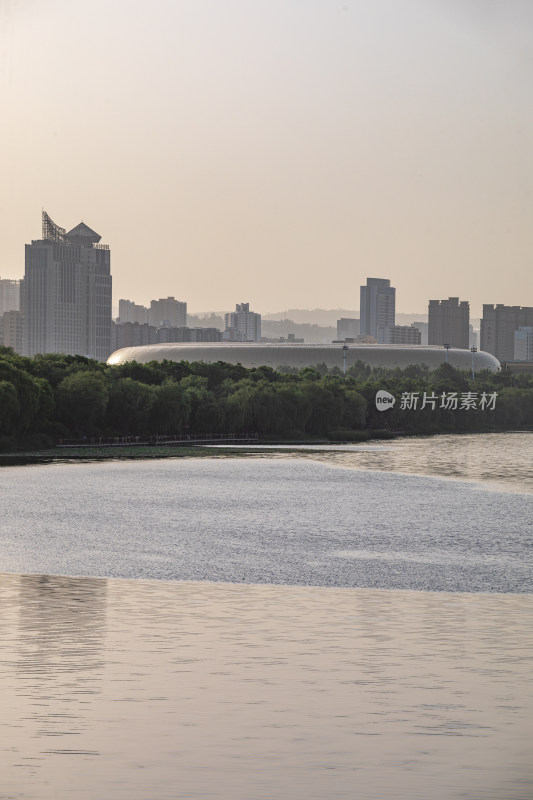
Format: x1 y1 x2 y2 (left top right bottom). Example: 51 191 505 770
428 297 469 349
149 297 187 328
378 325 421 345
412 321 428 345
224 302 261 342
23 212 112 360
514 327 533 361
360 278 395 338
336 318 360 341
118 299 149 324
481 305 533 361
0 278 20 315
0 278 21 351
1 310 24 353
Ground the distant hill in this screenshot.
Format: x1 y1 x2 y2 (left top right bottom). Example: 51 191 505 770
187 312 224 329
263 309 359 325
188 309 430 340
263 309 429 326
261 319 336 343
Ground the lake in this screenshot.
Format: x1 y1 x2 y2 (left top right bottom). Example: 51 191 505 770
1 433 532 798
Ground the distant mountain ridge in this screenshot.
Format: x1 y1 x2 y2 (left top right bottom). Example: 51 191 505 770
187 309 432 343
190 309 429 327
262 309 429 326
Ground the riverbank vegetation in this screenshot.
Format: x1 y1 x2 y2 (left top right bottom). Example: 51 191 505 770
1 346 532 451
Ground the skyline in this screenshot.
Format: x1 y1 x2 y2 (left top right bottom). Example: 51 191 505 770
2 210 528 322
2 1 533 316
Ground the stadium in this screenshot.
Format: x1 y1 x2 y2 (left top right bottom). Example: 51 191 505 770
107 343 500 373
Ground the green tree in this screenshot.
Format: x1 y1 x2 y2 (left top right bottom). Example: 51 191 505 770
56 371 109 436
152 380 191 433
0 360 45 435
301 381 342 434
0 380 18 436
341 389 367 429
107 378 155 434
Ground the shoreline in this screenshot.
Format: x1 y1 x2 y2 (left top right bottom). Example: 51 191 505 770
1 428 531 465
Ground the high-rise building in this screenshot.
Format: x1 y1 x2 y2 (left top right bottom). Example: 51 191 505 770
2 310 24 353
336 318 360 341
360 278 395 338
0 278 20 315
481 305 533 362
118 299 149 324
514 327 533 361
224 303 261 342
378 325 421 345
149 297 187 329
411 321 428 345
23 212 112 360
428 297 469 349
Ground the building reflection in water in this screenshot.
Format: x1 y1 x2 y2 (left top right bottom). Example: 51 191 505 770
2 573 107 781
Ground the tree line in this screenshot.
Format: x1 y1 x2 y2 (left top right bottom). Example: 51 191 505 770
0 346 532 450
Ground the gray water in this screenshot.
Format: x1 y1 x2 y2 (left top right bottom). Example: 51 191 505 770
1 435 533 592
1 433 532 798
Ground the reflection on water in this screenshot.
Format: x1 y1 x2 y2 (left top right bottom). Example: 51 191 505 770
220 432 533 494
0 574 532 799
0 575 106 783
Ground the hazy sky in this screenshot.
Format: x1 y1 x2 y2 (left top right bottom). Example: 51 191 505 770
2 0 532 316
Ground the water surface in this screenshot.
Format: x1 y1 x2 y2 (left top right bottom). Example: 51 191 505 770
214 432 533 494
1 574 532 800
1 433 532 798
1 448 532 592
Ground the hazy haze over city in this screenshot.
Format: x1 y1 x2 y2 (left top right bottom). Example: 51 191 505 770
2 0 532 317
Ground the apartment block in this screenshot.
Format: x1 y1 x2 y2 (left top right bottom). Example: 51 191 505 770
428 297 469 349
336 318 360 341
378 325 421 345
481 305 533 361
149 297 187 329
224 303 261 342
360 278 395 338
1 310 24 353
514 327 533 361
118 299 149 324
0 278 20 315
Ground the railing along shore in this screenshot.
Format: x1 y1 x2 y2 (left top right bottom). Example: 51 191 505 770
57 433 259 448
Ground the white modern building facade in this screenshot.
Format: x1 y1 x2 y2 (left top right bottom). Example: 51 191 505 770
108 343 500 373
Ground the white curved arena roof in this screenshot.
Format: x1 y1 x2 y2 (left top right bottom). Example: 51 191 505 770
107 343 500 373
